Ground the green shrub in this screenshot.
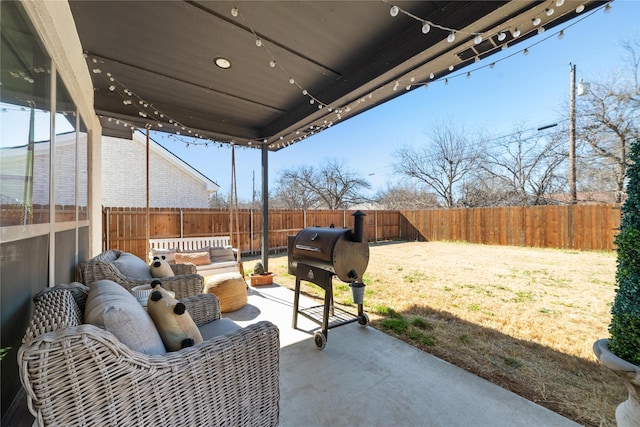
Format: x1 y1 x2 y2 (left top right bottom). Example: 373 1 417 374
609 139 640 366
0 347 10 361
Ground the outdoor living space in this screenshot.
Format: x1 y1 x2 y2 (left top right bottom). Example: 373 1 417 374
228 240 622 427
4 2 636 426
8 239 621 426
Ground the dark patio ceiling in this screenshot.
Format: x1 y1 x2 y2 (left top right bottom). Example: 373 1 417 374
69 0 605 151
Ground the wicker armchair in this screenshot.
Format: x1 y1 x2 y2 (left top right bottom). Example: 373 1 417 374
78 249 204 299
19 288 280 426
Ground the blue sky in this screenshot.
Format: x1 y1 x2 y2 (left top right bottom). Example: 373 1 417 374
154 1 639 202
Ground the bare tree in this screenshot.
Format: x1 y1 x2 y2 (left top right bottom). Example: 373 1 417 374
209 190 229 208
375 185 439 210
479 125 567 206
575 38 640 202
460 171 519 207
273 159 371 209
271 168 319 209
393 120 482 208
575 153 621 193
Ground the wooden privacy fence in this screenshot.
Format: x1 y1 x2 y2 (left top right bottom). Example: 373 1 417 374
103 204 620 261
399 204 620 250
102 208 400 259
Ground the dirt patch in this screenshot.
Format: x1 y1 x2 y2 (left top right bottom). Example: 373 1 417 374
244 241 624 427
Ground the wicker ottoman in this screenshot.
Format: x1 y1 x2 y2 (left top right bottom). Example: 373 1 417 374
203 272 248 312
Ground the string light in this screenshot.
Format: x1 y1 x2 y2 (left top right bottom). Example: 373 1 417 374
405 2 608 94
80 1 610 151
385 1 493 45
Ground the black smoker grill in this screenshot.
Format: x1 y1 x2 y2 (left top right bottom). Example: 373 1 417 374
289 211 370 349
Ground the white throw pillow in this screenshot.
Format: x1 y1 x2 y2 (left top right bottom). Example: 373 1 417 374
84 279 166 355
112 252 153 279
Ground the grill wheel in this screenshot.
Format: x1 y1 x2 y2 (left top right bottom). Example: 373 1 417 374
314 331 327 350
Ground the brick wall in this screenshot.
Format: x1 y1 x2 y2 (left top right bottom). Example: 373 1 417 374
101 135 212 208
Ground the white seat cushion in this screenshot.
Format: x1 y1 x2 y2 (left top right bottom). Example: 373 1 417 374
198 318 242 340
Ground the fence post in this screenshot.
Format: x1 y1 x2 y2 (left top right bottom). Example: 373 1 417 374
105 206 110 251
180 208 184 238
375 210 378 242
304 209 307 228
568 204 575 249
250 208 254 254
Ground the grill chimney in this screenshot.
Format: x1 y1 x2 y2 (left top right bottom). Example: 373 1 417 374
351 210 366 243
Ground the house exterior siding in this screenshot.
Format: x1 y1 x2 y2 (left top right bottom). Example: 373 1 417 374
2 134 91 208
101 134 217 208
54 136 81 206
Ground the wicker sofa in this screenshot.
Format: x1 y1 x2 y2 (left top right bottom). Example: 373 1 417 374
18 283 280 426
78 249 204 299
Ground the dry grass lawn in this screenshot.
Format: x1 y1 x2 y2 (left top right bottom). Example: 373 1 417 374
243 240 625 427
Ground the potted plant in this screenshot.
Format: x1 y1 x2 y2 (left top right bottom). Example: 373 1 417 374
249 261 274 286
593 139 640 427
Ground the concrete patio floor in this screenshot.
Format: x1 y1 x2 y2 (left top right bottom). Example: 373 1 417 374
225 283 580 427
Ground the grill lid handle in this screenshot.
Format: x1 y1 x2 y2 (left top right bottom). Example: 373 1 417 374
295 244 322 253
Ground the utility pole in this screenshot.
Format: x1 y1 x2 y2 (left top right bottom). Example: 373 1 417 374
569 63 577 204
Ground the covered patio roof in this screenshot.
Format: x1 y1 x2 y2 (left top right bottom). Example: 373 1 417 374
69 0 605 151
66 0 608 270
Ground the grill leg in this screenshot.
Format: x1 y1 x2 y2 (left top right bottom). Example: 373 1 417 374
292 277 301 329
322 280 332 340
329 291 335 317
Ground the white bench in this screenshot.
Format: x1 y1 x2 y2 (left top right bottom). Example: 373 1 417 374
149 236 232 252
149 237 240 277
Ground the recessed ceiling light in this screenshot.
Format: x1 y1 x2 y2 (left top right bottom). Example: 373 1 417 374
214 57 231 69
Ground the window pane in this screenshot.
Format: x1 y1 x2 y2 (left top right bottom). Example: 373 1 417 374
0 2 52 226
78 119 88 221
54 74 77 222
